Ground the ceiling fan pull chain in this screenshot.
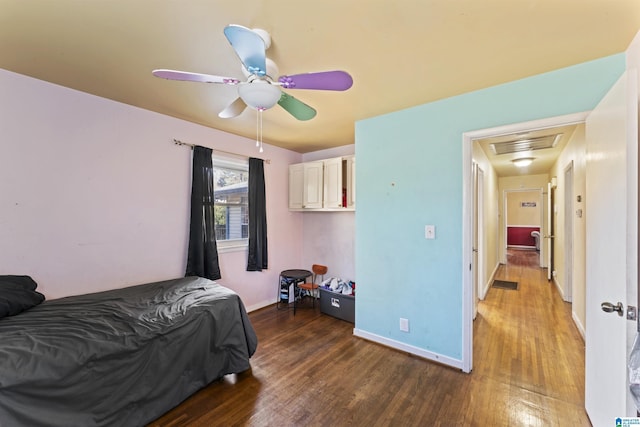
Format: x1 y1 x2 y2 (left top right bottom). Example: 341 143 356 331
256 111 260 147
259 109 264 153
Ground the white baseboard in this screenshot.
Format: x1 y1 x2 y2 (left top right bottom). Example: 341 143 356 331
482 262 501 300
552 276 565 300
572 311 586 341
352 328 464 371
246 299 277 313
507 245 537 250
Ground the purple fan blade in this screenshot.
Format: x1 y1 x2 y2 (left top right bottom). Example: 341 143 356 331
152 69 239 85
278 71 353 91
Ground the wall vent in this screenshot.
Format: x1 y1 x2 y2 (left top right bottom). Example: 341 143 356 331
490 134 561 155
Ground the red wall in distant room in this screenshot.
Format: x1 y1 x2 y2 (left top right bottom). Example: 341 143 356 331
507 226 540 247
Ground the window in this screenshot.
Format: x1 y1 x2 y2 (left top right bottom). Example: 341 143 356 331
212 155 249 251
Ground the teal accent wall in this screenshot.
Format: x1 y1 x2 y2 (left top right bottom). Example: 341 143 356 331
355 54 625 361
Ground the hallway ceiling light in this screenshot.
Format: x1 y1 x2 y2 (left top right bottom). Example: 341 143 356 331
512 157 534 167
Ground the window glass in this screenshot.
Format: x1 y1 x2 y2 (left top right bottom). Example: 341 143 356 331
212 156 249 249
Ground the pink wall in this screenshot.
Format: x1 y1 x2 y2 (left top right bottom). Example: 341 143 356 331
0 69 303 311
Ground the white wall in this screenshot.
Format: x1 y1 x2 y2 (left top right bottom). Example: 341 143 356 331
0 69 303 311
472 143 500 294
549 124 586 336
301 145 356 282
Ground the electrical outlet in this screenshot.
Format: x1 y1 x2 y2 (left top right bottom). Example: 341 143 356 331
400 318 409 332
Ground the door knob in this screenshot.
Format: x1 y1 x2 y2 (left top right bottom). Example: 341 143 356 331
601 301 624 316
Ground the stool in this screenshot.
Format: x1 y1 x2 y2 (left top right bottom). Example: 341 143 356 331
277 269 312 314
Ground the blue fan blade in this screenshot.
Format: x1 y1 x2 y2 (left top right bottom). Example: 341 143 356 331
224 25 267 76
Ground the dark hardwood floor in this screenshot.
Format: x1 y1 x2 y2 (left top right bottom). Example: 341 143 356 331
150 251 590 426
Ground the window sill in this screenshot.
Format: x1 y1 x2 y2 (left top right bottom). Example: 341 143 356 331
217 240 248 254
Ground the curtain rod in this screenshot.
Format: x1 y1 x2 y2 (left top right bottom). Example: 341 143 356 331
173 139 271 164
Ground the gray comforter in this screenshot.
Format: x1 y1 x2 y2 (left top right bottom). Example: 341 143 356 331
0 276 258 427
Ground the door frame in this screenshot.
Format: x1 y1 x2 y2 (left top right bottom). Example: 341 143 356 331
564 161 574 302
461 111 588 373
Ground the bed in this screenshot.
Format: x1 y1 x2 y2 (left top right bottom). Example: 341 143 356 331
0 275 258 427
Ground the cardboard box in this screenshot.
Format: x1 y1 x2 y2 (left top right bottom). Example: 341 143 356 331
319 288 355 323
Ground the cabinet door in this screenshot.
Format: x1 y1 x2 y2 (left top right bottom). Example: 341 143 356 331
346 156 356 209
323 157 343 208
303 161 324 209
288 163 304 209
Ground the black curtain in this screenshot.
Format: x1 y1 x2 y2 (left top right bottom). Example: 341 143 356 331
247 157 268 271
185 146 221 280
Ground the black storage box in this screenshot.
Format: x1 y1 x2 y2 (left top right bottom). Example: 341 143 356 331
319 288 355 323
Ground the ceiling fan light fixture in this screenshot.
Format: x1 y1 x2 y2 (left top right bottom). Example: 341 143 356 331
512 157 534 167
238 81 282 110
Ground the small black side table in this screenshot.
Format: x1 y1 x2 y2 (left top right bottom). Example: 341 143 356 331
277 269 312 314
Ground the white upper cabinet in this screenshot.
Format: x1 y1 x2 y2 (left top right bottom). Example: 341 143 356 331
323 157 343 208
289 156 355 211
303 161 324 209
346 156 355 209
288 163 304 209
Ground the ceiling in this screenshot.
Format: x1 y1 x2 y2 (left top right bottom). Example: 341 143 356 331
2 1 639 154
475 123 580 177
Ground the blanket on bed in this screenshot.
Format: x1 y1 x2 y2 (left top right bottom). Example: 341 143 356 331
0 276 257 427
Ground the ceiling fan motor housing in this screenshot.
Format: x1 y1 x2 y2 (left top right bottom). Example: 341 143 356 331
238 80 282 110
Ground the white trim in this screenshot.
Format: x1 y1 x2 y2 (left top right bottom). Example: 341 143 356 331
217 239 248 253
482 262 501 300
552 276 564 300
461 111 590 376
572 310 586 341
245 299 276 313
353 328 464 370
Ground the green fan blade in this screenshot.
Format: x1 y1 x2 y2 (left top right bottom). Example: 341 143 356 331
278 93 317 121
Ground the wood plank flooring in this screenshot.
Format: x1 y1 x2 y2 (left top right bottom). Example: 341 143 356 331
150 251 590 426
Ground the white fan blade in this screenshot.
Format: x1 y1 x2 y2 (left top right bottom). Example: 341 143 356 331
218 97 247 118
152 69 240 85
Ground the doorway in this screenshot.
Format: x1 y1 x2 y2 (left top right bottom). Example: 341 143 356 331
461 111 588 373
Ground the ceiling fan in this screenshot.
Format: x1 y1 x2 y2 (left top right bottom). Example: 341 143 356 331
152 24 353 122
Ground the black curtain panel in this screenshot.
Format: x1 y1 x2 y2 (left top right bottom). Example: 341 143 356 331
247 157 268 271
186 146 221 280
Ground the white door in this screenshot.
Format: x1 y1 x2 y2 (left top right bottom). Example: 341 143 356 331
585 70 638 424
471 164 486 316
546 182 555 279
476 166 485 301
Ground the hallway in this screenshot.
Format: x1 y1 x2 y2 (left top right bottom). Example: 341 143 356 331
473 248 589 424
